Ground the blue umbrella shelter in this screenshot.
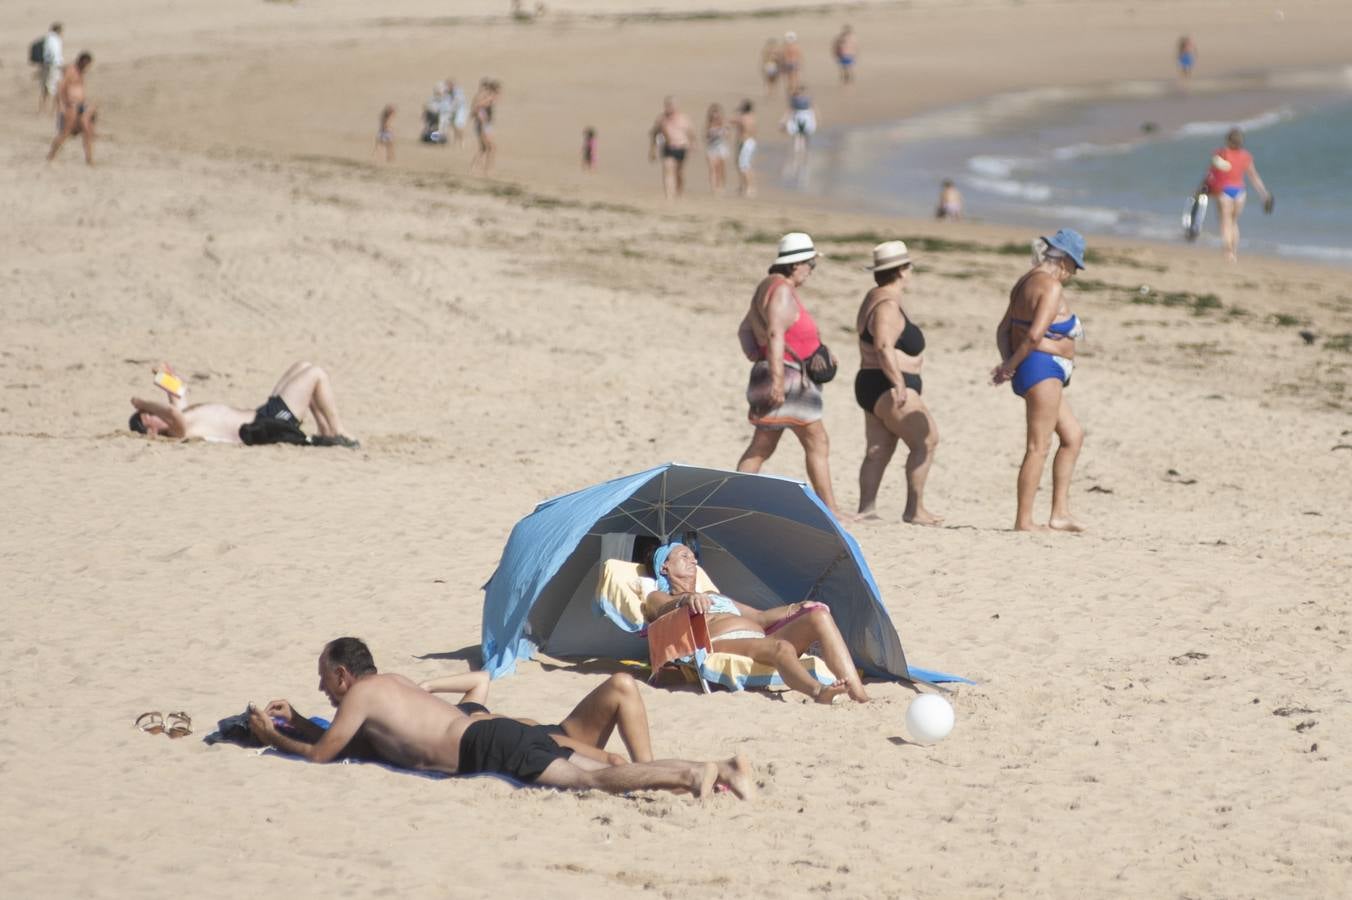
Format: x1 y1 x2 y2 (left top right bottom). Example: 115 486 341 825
481 464 964 684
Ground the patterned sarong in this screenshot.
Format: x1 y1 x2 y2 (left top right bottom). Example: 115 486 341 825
746 359 823 429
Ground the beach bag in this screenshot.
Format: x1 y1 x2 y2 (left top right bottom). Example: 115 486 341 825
30 38 44 65
800 344 837 384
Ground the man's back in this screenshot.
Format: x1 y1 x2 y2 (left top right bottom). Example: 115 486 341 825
343 673 471 773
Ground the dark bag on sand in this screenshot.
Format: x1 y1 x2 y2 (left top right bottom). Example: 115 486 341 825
30 38 45 65
803 343 837 384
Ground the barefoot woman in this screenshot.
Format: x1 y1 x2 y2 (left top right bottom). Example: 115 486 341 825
641 543 870 704
992 229 1087 532
853 241 941 523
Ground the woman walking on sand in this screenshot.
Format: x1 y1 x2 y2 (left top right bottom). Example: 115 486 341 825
470 79 500 174
991 229 1087 532
853 241 941 524
736 233 847 520
1201 127 1273 263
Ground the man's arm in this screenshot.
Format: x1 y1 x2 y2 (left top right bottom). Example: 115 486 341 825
249 689 368 764
261 700 325 743
130 396 187 437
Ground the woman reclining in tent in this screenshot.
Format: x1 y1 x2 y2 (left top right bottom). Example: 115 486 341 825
641 542 870 704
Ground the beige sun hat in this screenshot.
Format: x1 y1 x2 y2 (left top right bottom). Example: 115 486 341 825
865 240 912 271
774 232 818 265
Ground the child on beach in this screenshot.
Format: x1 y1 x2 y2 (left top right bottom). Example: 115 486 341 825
582 126 596 171
374 104 395 163
936 179 963 220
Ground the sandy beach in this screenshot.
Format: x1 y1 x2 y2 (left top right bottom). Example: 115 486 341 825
3 1 1351 897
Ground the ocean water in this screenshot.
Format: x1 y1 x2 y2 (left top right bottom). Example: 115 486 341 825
779 67 1352 264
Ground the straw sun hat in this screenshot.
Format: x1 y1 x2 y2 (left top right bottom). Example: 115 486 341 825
773 232 818 265
865 240 912 271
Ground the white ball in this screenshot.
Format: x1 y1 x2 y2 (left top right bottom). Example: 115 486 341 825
906 694 955 744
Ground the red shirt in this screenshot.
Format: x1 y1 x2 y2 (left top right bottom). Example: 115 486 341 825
1206 147 1252 192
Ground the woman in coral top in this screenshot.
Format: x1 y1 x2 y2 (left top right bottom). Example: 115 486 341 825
1203 128 1273 262
737 232 847 520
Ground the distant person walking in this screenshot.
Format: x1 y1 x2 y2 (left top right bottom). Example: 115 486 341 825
373 105 396 163
648 96 694 199
760 39 781 96
732 100 758 197
1177 35 1197 79
705 104 730 194
1200 127 1273 263
470 79 501 174
47 51 95 166
780 32 803 96
446 79 469 145
36 23 63 114
832 25 857 85
581 127 597 171
737 233 847 520
991 230 1088 533
853 242 941 524
783 86 817 177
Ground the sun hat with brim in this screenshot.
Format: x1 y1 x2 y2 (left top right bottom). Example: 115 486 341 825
865 240 912 271
1042 228 1086 269
774 232 818 265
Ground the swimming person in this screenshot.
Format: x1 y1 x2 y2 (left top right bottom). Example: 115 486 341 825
854 242 941 524
250 637 755 798
991 230 1087 532
736 233 847 520
128 360 358 447
640 543 870 704
648 96 695 199
1201 127 1273 263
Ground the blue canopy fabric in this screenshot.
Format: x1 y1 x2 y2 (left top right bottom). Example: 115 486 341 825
481 464 967 685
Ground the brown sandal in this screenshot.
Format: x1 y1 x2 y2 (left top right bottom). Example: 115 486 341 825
165 711 192 739
135 712 165 735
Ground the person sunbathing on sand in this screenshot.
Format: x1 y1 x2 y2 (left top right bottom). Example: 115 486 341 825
640 543 870 704
128 360 358 447
249 637 754 799
421 670 668 767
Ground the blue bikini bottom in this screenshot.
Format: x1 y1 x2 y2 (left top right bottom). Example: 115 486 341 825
1012 351 1073 397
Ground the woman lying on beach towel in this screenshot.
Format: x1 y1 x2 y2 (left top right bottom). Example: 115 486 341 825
640 542 870 704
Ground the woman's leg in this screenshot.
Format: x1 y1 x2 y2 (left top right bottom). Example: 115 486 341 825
769 605 870 702
270 361 312 396
557 673 654 763
789 420 844 518
1216 194 1238 262
872 389 941 524
1048 394 1085 531
1015 377 1063 531
714 636 849 703
736 425 783 474
857 411 897 517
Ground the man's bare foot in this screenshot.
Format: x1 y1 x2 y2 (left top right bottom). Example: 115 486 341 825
1013 521 1051 532
903 509 944 526
814 681 849 704
691 761 719 801
1049 516 1086 533
716 754 756 800
831 508 859 525
856 506 881 521
847 681 871 703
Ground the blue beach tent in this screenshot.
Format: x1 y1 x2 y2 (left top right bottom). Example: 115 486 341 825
481 464 966 684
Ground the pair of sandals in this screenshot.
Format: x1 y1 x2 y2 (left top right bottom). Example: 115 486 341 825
135 711 192 739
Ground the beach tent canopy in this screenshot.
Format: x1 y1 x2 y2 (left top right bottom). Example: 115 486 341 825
482 464 958 683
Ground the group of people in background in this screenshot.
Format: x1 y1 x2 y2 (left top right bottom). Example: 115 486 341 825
32 22 97 166
736 229 1089 533
373 77 501 171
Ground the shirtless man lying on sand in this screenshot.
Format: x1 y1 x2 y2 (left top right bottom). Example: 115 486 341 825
128 361 358 447
248 637 754 799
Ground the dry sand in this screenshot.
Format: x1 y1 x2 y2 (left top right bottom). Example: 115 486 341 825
2 1 1350 897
